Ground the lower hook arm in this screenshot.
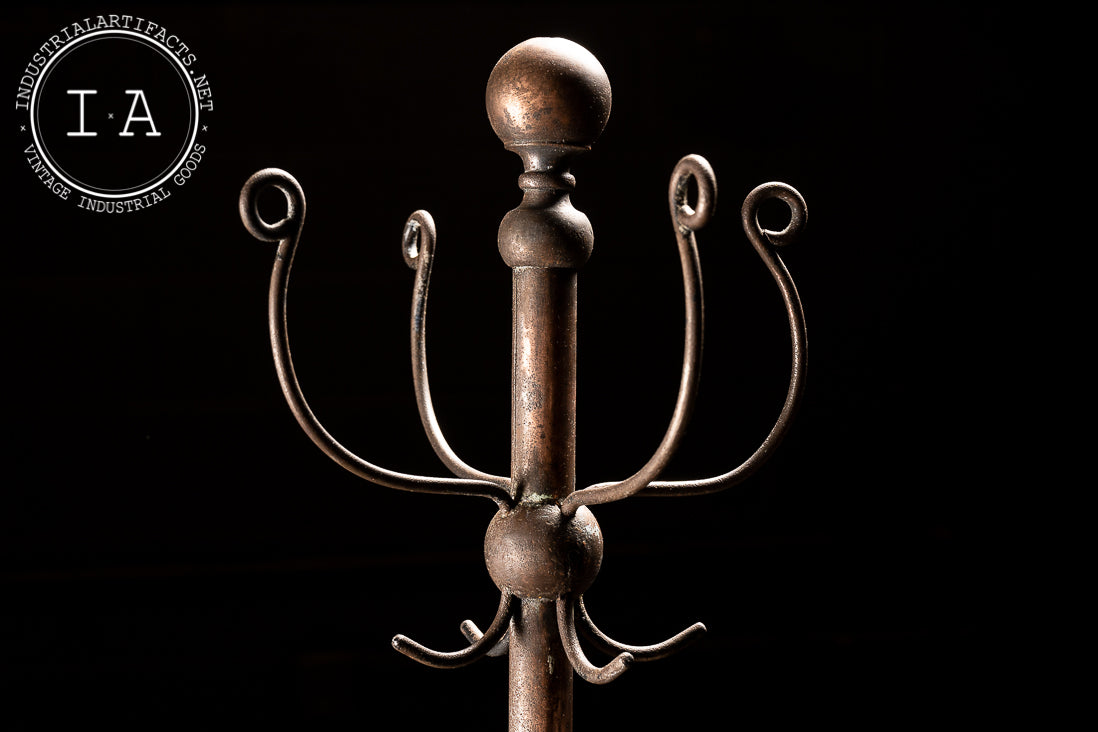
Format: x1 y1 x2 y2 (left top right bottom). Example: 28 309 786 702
561 155 712 514
577 596 706 662
557 595 633 684
392 591 515 669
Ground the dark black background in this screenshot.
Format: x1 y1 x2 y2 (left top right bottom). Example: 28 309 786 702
4 3 1038 730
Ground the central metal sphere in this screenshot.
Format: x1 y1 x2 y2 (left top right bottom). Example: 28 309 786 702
484 504 604 599
486 37 612 150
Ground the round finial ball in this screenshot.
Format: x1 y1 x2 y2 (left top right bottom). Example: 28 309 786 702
487 37 611 149
484 503 603 600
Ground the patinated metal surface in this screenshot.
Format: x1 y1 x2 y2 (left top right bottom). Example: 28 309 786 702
240 35 808 732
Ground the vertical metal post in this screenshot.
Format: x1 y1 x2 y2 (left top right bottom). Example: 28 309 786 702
509 597 573 731
506 269 580 726
503 218 586 732
488 38 607 731
509 269 580 503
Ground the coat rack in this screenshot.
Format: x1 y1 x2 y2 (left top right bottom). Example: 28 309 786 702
240 36 807 732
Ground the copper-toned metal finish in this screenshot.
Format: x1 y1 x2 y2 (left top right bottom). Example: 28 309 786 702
238 169 511 507
640 180 808 497
240 35 809 732
403 209 512 489
576 595 707 662
560 154 710 514
392 590 515 669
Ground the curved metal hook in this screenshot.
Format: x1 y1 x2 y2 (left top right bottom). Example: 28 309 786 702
239 168 511 506
557 594 633 684
403 211 511 491
641 180 807 496
562 154 712 514
392 591 515 669
576 595 706 662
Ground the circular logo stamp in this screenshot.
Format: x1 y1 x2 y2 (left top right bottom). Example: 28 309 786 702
15 15 212 213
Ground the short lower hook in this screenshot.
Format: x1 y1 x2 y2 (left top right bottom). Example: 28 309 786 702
557 595 633 684
393 591 514 669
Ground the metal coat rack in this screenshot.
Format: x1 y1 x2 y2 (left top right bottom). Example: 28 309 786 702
240 37 807 732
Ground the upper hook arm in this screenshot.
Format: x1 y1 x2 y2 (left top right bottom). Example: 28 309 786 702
561 155 712 514
641 180 807 497
239 168 511 506
403 211 510 491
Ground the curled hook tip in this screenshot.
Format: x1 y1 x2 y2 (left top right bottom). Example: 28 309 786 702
239 167 305 243
402 218 421 269
671 154 717 232
402 209 436 269
745 181 806 248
